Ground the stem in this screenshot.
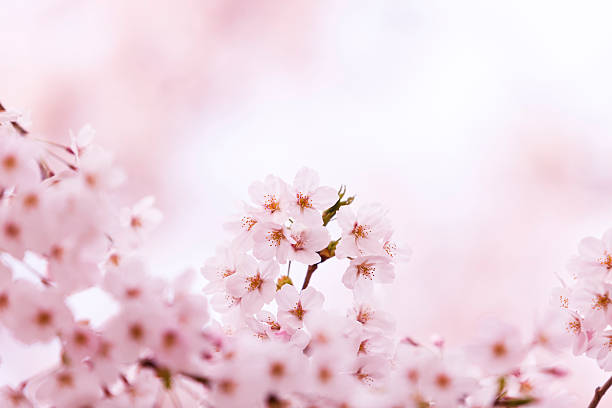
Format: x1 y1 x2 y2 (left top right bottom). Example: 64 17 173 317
301 249 332 290
139 358 212 389
588 375 612 408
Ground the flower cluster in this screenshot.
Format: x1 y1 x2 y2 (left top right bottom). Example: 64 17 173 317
0 106 578 407
553 229 612 372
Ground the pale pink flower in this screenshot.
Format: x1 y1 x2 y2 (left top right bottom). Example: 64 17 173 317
207 338 268 408
258 341 308 392
567 228 612 281
571 282 612 329
152 322 194 371
381 229 412 262
0 206 28 259
169 271 210 331
466 320 527 375
226 260 279 314
248 175 290 223
77 146 125 192
335 204 391 258
352 354 391 387
35 365 102 407
202 245 258 294
348 299 395 335
223 203 260 250
5 281 73 345
307 344 356 399
68 124 95 162
0 133 40 191
288 167 337 226
252 222 292 263
103 257 165 304
587 329 612 370
0 386 33 408
103 303 163 362
118 195 163 247
62 322 99 363
531 308 572 354
276 285 324 329
419 356 477 408
304 311 354 351
286 224 330 265
560 309 592 355
104 370 159 408
342 255 395 293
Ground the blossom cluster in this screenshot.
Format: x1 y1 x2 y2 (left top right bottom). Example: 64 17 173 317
553 229 612 372
0 107 578 407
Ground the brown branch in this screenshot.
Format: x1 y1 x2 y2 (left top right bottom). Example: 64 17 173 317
588 375 612 408
139 358 212 389
301 248 332 290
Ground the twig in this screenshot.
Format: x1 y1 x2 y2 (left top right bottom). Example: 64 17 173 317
301 248 332 290
139 358 212 389
588 375 612 408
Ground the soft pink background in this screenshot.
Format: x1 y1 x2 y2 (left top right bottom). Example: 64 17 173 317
3 0 612 402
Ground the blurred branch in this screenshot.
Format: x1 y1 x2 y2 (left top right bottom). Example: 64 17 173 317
588 375 612 408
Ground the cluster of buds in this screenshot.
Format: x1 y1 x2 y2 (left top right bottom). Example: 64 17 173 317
0 104 583 407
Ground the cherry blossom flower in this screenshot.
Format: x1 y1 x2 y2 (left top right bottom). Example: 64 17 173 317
286 224 330 265
335 204 391 259
5 280 73 344
567 228 612 281
287 167 337 226
466 320 527 375
226 260 279 314
0 387 32 408
342 255 395 293
202 245 258 294
35 365 102 407
0 133 40 191
252 222 292 263
248 175 290 223
118 195 163 247
276 285 324 329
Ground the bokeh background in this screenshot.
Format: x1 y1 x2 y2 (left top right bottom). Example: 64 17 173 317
3 0 612 402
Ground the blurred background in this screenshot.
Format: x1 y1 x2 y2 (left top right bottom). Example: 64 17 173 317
3 0 612 401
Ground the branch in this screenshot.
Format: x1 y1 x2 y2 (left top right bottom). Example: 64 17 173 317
301 247 332 290
139 358 212 390
588 375 612 408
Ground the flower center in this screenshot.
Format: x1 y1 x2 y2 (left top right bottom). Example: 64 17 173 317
241 216 257 232
491 341 507 358
4 222 20 239
356 262 375 279
247 274 263 292
36 310 53 327
296 192 312 209
290 302 305 320
352 223 370 239
356 307 372 324
567 317 581 334
263 194 280 213
435 373 451 389
2 154 17 171
601 253 612 270
593 293 612 310
266 229 284 247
